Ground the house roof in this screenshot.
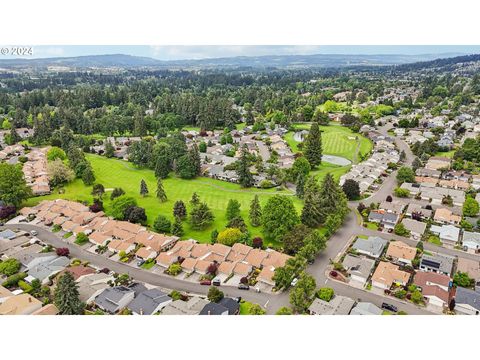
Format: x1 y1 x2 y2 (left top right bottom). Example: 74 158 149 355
161 297 209 315
233 261 252 276
31 303 59 315
352 236 388 257
0 293 42 315
455 286 480 312
386 241 417 261
342 254 375 279
58 265 95 281
308 296 355 315
94 286 134 313
199 302 229 315
401 218 427 235
181 257 197 272
420 253 455 274
371 261 411 287
128 288 171 315
350 302 382 315
430 224 460 242
218 297 240 315
217 261 235 275
414 271 451 288
456 258 480 280
244 249 268 268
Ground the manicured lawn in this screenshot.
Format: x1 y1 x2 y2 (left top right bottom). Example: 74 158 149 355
364 222 379 231
239 300 255 315
284 123 372 163
25 154 303 246
310 163 351 183
427 235 442 246
435 150 455 158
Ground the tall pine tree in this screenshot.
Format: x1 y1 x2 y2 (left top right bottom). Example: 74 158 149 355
173 200 187 219
54 272 85 315
301 176 323 227
140 179 149 197
303 122 323 168
171 216 184 237
249 194 262 227
236 144 254 188
296 172 306 199
156 177 167 202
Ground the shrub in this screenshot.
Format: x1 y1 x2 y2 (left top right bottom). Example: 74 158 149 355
169 290 182 301
207 262 218 275
316 287 334 302
0 205 16 219
18 280 33 293
394 187 410 198
56 247 70 257
74 232 89 245
0 258 21 276
252 237 263 249
240 277 248 284
207 286 224 303
217 228 243 246
153 215 171 233
52 224 62 232
167 263 182 276
394 289 407 299
2 272 27 288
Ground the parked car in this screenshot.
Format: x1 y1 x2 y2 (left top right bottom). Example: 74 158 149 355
381 302 398 313
30 230 38 236
200 280 211 285
291 278 298 287
329 271 338 278
238 284 250 290
136 259 145 267
212 278 221 286
254 287 261 293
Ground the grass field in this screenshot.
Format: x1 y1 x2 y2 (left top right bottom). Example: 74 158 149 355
435 150 456 158
25 154 304 246
284 122 372 163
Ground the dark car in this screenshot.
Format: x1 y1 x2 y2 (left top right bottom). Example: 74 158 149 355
329 270 338 278
381 302 398 313
200 280 211 285
238 284 250 290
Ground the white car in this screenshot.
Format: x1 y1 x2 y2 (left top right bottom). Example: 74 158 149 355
291 278 298 287
30 230 38 236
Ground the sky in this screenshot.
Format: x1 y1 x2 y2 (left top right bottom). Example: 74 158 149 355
3 45 480 60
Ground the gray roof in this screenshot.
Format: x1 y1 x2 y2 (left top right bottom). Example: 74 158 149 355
161 297 209 315
401 218 427 235
420 252 454 274
218 297 240 315
128 288 171 315
94 286 134 313
350 302 383 315
455 286 480 312
352 236 388 257
27 256 70 281
342 254 375 279
0 229 16 239
308 296 355 315
463 231 480 246
199 302 229 315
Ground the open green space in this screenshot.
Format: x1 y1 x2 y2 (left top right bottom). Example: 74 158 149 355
25 154 304 246
239 300 255 315
284 122 372 163
435 150 455 158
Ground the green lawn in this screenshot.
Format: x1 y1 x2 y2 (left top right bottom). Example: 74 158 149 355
310 162 351 183
239 300 255 315
284 122 372 163
435 150 455 158
427 235 442 246
25 154 304 246
365 222 379 231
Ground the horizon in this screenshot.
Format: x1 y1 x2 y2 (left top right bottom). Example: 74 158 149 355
2 45 480 61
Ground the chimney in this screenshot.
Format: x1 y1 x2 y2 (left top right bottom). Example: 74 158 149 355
208 310 211 315
140 308 144 315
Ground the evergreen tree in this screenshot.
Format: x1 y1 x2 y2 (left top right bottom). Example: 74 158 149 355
105 140 115 158
153 215 171 233
301 176 323 227
140 179 149 197
54 272 85 315
81 164 95 186
303 122 323 168
210 229 219 244
249 195 262 227
226 199 241 221
172 216 184 237
156 178 167 202
190 202 214 230
236 144 254 188
173 200 187 219
154 153 170 178
412 157 422 171
318 173 348 222
189 142 202 176
296 172 306 199
190 192 200 207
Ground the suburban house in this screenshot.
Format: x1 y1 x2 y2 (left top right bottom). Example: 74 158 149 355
430 225 461 246
462 231 480 252
351 236 388 258
308 295 355 315
379 201 406 215
128 288 172 315
94 286 135 314
0 293 43 315
368 211 399 230
456 258 480 281
371 261 411 290
401 218 427 240
419 253 455 276
199 302 229 315
385 241 417 265
425 156 450 171
433 208 461 225
218 297 240 315
76 273 114 304
31 304 59 315
342 254 375 286
454 286 480 315
26 255 70 284
161 297 209 315
413 271 453 308
350 302 382 315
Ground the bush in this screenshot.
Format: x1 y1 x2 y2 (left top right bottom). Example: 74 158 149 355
252 237 263 249
18 280 33 293
74 232 89 245
153 215 171 234
52 224 62 232
316 287 334 302
0 258 21 276
394 289 407 299
2 272 27 288
169 290 182 301
394 187 410 198
125 206 147 224
110 187 125 200
56 247 70 257
0 205 16 220
111 196 137 220
217 228 243 246
207 286 224 303
167 263 182 276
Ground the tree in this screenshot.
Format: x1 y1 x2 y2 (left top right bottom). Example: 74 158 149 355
412 157 422 171
226 199 241 221
289 272 316 313
0 163 32 207
190 202 214 230
81 164 95 186
198 141 207 153
236 144 254 187
110 187 125 200
111 196 137 220
140 179 149 197
190 192 200 207
210 229 219 244
190 143 202 177
226 216 247 233
262 195 299 242
296 172 306 199
411 290 423 304
156 178 167 202
175 154 197 179
282 224 312 255
303 122 323 168
342 179 360 200
91 183 105 198
0 258 20 276
217 228 243 246
248 304 266 315
54 272 85 315
396 166 415 184
463 197 479 217
386 195 393 202
47 146 66 161
153 215 171 233
252 236 263 249
207 286 224 303
173 200 187 219
47 159 75 187
249 195 262 227
56 248 70 257
290 157 311 182
171 216 184 237
301 176 322 227
276 306 293 315
316 287 334 302
394 187 410 198
125 206 147 224
453 272 475 288
394 222 410 237
105 140 115 158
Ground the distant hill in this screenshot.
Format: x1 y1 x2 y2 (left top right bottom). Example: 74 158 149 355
393 53 480 71
0 52 470 70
